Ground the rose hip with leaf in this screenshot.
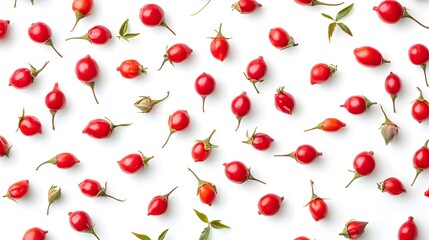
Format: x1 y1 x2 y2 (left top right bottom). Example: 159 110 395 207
117 59 147 79
194 73 216 112
79 179 125 202
36 152 80 171
71 0 93 31
209 24 230 62
304 118 346 132
340 95 377 115
0 20 10 40
398 216 418 240
192 130 217 162
408 43 429 87
188 168 217 206
268 27 298 50
28 22 62 58
411 87 429 123
353 46 390 67
82 118 132 139
193 209 230 240
379 105 399 145
242 127 274 151
411 139 429 186
231 92 251 131
274 144 322 164
322 4 354 42
258 193 284 216
385 72 401 113
9 61 49 89
378 177 406 195
158 43 193 71
132 229 169 240
339 220 368 239
274 86 295 115
140 4 175 35
345 151 376 188
295 0 343 6
373 0 429 29
0 135 12 158
45 83 66 130
310 63 337 85
232 0 262 14
305 180 328 221
147 186 178 216
223 161 266 184
17 109 42 136
162 110 190 148
66 25 112 44
134 92 169 113
117 151 153 174
46 185 61 215
68 210 100 240
243 56 267 94
75 55 100 104
3 179 29 202
22 227 48 240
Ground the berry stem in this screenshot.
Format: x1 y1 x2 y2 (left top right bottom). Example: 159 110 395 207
312 0 344 6
160 21 176 35
191 0 212 16
70 11 85 32
31 61 50 78
162 130 175 148
163 186 178 199
50 110 57 131
235 117 243 132
86 226 100 240
35 156 56 171
202 96 207 112
380 105 393 125
188 167 204 186
403 8 429 29
390 94 397 113
421 64 428 87
304 122 323 132
100 182 126 202
14 0 17 7
45 40 63 58
86 82 99 104
411 168 423 186
158 54 171 71
247 168 266 184
65 34 89 42
345 170 361 188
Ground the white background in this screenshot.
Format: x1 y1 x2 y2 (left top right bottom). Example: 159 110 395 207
0 0 429 239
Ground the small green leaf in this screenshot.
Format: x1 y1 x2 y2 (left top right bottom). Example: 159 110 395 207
158 229 168 240
199 226 211 240
123 33 140 39
321 13 334 21
131 232 151 240
194 209 209 223
119 19 129 36
210 220 231 229
328 22 337 42
337 22 353 36
336 3 354 21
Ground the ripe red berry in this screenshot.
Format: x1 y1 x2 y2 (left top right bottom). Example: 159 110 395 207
28 22 62 58
242 128 274 151
232 0 262 14
194 73 216 112
209 24 230 62
45 83 66 130
295 0 344 6
305 180 328 221
36 152 80 171
378 177 406 195
188 168 217 206
274 144 322 164
304 118 346 132
223 161 265 184
310 63 337 85
339 220 368 239
139 4 175 35
17 109 42 136
83 118 131 139
0 20 10 40
425 189 429 197
75 55 100 104
274 86 295 115
408 43 429 87
71 0 94 31
353 46 390 67
257 193 284 216
9 61 49 89
22 227 48 240
3 180 30 202
243 56 267 94
340 95 377 114
398 216 418 240
147 186 178 216
231 92 251 131
158 43 193 71
384 72 401 113
162 110 190 148
0 135 12 158
68 210 100 240
411 139 429 186
192 130 217 162
117 59 147 79
117 151 153 174
269 27 298 50
66 25 112 44
294 237 310 240
345 151 376 188
411 87 429 123
373 1 429 29
78 179 125 202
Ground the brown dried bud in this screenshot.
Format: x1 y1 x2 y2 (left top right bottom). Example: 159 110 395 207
134 92 169 113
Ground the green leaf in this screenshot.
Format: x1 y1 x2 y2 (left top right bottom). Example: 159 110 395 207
328 22 337 42
158 229 168 240
199 226 211 240
210 220 231 229
123 33 140 39
119 19 129 36
336 3 354 21
321 13 334 21
194 209 209 223
131 232 151 240
337 22 353 36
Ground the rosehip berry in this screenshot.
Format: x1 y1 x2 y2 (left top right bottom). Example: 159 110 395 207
378 177 406 195
425 189 429 197
0 20 10 40
17 109 42 136
194 73 216 112
66 25 112 44
83 118 131 139
117 151 153 174
242 128 274 151
304 118 346 132
257 193 284 216
147 186 178 216
408 43 429 87
339 220 368 239
385 72 401 113
295 0 344 6
158 43 193 71
139 4 175 35
231 92 251 131
310 63 337 85
68 210 100 240
192 130 217 162
9 61 49 89
0 135 12 158
274 86 295 115
305 180 328 221
411 87 429 123
162 110 190 148
243 56 267 94
22 227 48 240
411 139 429 186
223 161 265 184
188 168 217 206
274 144 322 164
117 59 147 79
353 46 390 67
398 216 418 240
36 152 80 171
340 95 377 114
71 0 94 31
373 1 429 29
209 24 230 62
294 237 310 240
345 151 376 188
45 83 66 130
269 27 298 50
75 55 100 104
3 180 29 202
232 0 262 14
78 179 125 202
28 22 62 57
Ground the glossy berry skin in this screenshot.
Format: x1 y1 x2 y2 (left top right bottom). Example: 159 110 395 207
274 86 295 115
340 95 376 115
244 56 267 93
194 73 216 112
257 193 284 216
310 63 337 85
373 1 429 29
3 180 29 201
231 92 251 131
162 110 190 148
378 177 406 195
304 118 346 132
22 227 48 240
67 25 112 45
210 24 229 61
232 0 262 14
78 179 124 202
411 139 429 186
408 44 429 87
117 59 147 79
385 72 401 113
147 186 177 216
275 144 322 164
45 83 66 130
71 0 94 31
117 152 153 174
398 216 418 240
158 43 193 70
353 46 389 67
411 87 429 123
9 62 49 89
294 0 343 6
75 55 100 104
139 4 175 35
425 189 429 197
36 152 80 171
294 237 310 240
68 210 100 239
306 180 328 221
0 20 10 40
192 130 217 162
346 151 376 188
28 22 62 57
17 111 42 136
188 168 217 206
243 128 274 151
269 27 298 50
82 118 131 139
0 135 11 158
223 161 265 184
340 220 368 239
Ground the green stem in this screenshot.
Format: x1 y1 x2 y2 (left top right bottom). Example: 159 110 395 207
411 168 423 186
235 117 242 132
36 157 56 170
345 171 361 188
312 0 344 6
421 64 428 87
70 11 84 32
50 110 57 131
188 168 204 186
86 226 100 240
191 0 212 16
86 82 99 104
31 61 50 78
403 8 429 29
65 34 89 42
45 40 63 58
162 131 174 148
160 21 176 35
